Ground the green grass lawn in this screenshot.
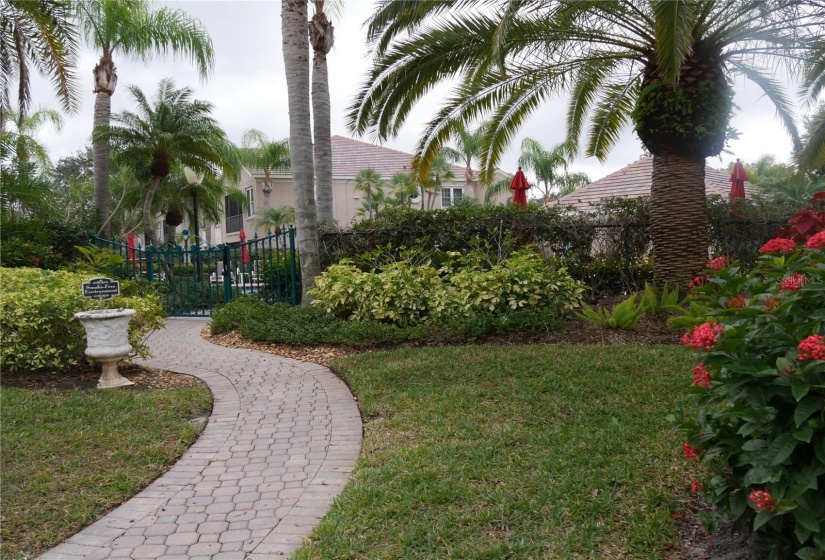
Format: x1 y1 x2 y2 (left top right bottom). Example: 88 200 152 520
1 385 212 559
296 344 698 560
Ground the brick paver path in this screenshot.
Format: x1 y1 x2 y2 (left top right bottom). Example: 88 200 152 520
39 318 362 560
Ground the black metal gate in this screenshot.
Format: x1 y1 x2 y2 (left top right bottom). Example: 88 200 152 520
91 228 298 316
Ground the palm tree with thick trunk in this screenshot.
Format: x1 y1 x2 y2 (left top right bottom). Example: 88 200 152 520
239 129 290 208
77 0 213 237
282 0 321 304
350 0 822 288
0 0 78 130
98 79 239 248
309 0 335 225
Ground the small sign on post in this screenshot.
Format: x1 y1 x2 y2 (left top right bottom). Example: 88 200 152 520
82 277 121 301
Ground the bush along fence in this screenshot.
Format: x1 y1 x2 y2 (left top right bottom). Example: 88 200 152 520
319 197 795 297
90 228 298 316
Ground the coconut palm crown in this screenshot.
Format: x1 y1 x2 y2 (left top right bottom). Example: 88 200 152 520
349 0 823 286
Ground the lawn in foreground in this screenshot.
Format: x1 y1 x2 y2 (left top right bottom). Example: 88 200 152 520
1 384 212 558
296 344 698 559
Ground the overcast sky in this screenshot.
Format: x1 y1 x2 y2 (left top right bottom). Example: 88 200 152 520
29 0 807 185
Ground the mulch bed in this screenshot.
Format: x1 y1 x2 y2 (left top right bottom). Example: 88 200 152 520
1 362 206 391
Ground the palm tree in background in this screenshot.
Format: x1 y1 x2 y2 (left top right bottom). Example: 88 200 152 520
1 106 63 169
353 167 384 219
239 129 290 207
255 205 295 231
387 171 419 210
77 0 214 237
309 0 335 224
350 0 822 287
518 138 589 201
99 79 239 248
0 0 78 129
440 122 485 199
418 154 455 210
282 0 321 303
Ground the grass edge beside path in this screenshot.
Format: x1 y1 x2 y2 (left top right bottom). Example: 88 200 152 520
296 343 699 560
1 382 212 559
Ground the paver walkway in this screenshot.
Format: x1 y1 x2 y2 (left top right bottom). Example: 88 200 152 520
39 318 362 560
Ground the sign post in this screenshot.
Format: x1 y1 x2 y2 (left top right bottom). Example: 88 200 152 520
81 277 120 301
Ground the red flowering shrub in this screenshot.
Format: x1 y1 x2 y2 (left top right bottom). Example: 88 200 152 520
706 256 729 271
676 241 825 557
688 275 709 288
774 192 825 243
759 238 797 254
804 230 825 250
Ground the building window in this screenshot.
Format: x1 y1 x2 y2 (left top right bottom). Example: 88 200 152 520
246 187 255 218
225 196 243 234
441 187 463 208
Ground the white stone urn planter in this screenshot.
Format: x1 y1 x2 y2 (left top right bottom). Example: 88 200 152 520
74 308 136 389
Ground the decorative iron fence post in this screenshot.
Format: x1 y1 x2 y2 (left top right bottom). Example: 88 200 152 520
288 226 297 305
146 246 156 283
222 244 232 305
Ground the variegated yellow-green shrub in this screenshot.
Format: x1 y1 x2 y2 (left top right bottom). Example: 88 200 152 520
308 249 584 325
0 267 165 372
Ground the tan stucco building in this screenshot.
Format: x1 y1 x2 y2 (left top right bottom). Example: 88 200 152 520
213 135 512 245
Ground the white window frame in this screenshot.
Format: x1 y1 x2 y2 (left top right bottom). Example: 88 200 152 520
441 186 463 208
246 187 255 218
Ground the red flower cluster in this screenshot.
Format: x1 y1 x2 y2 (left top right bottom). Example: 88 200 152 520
747 489 776 512
805 231 825 250
780 273 806 292
682 322 724 350
706 256 729 271
727 294 748 308
759 238 797 254
690 481 703 494
689 275 709 288
692 364 712 388
798 334 825 361
683 442 701 459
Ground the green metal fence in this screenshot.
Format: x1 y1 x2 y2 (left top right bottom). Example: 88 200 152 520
91 228 298 316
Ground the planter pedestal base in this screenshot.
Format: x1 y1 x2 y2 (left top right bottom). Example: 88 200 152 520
98 358 135 389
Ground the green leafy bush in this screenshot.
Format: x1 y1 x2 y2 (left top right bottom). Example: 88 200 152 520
641 282 684 314
576 293 646 330
308 249 583 326
675 238 825 557
0 267 165 372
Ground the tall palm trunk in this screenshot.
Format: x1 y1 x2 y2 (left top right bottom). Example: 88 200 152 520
310 3 334 225
143 176 162 247
282 0 321 304
650 152 707 288
93 52 117 237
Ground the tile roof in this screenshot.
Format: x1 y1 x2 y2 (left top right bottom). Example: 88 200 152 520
551 156 748 211
330 135 466 178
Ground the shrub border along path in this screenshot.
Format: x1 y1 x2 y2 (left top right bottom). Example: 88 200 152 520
37 318 361 560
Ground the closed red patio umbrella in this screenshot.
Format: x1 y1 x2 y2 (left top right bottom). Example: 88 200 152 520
238 229 251 264
126 232 137 263
510 167 530 208
730 159 747 200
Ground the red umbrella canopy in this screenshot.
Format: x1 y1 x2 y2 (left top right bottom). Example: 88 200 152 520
510 167 530 208
238 229 250 264
730 159 748 200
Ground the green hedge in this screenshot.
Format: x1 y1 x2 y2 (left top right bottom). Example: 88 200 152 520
0 268 165 372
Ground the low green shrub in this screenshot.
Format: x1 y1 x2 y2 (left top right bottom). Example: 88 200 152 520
641 282 685 314
576 293 646 330
0 267 165 373
210 299 564 347
675 235 825 557
309 249 583 326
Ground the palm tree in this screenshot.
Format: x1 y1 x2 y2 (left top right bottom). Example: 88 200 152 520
239 129 290 207
387 171 419 210
99 79 239 248
0 0 78 128
353 167 384 219
798 41 825 173
418 154 455 210
440 122 485 199
350 1 822 287
1 106 62 169
309 0 335 225
282 0 321 303
77 0 214 237
255 205 296 231
518 137 589 201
